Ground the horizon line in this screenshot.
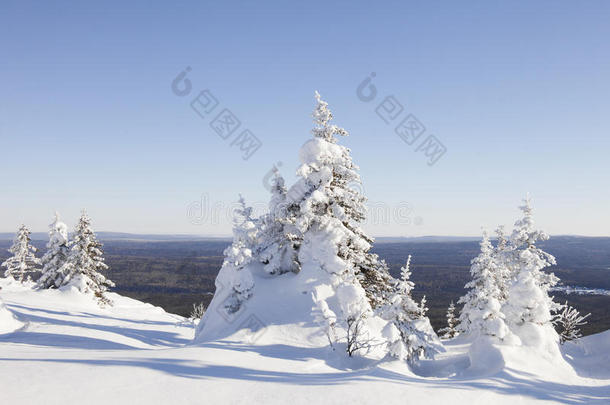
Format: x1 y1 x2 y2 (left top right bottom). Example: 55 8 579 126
1 231 609 240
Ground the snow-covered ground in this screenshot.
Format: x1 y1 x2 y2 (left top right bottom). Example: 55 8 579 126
1 280 609 405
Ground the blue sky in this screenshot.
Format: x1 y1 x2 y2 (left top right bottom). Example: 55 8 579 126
1 1 609 236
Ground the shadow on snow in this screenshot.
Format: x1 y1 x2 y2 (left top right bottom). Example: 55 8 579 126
1 303 608 403
3 304 190 349
0 354 607 404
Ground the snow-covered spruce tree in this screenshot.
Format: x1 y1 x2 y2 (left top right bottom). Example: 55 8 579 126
1 224 40 283
291 91 394 310
218 196 259 313
61 211 115 305
556 301 590 344
492 225 512 302
502 197 560 344
438 301 459 339
381 256 442 362
457 231 509 340
257 169 300 275
285 92 395 356
37 213 71 289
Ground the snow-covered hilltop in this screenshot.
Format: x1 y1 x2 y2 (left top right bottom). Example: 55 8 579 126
1 278 609 404
1 93 609 404
195 93 589 367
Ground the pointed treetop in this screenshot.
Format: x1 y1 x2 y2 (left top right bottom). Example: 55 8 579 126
495 225 507 249
512 195 549 248
49 212 67 237
271 166 285 189
311 91 348 142
479 230 492 252
235 194 254 224
519 194 533 218
516 194 535 233
51 211 62 226
76 209 91 227
313 91 332 128
401 254 412 282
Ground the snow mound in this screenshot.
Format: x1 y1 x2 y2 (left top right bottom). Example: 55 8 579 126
465 336 506 377
577 329 610 357
195 260 388 354
462 323 575 379
562 329 610 379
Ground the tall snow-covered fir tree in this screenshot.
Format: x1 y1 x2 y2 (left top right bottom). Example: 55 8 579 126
1 224 40 282
195 93 400 357
284 92 380 354
218 196 259 313
60 210 115 305
438 301 459 339
381 256 442 362
502 197 560 341
458 231 510 340
290 91 393 308
37 212 71 289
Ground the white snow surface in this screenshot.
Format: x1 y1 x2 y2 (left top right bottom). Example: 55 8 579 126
1 278 609 404
0 293 23 334
195 260 356 348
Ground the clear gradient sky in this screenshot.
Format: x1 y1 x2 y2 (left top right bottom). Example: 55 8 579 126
1 1 609 237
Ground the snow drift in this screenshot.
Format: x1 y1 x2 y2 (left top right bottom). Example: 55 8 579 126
0 296 23 334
